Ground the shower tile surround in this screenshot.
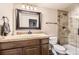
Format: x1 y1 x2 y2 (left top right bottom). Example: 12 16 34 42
58 10 69 45
68 5 79 48
58 5 79 48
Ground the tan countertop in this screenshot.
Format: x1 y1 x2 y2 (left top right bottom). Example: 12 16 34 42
0 33 50 42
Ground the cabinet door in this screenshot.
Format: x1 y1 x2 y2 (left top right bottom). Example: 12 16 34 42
0 48 22 55
23 46 40 55
41 44 49 55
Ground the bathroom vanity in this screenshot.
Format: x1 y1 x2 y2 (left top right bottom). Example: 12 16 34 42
0 34 49 55
0 9 49 55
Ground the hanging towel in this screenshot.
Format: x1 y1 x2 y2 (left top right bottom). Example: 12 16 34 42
1 22 10 36
3 22 10 33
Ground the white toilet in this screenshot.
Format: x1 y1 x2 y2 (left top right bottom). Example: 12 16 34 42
49 37 66 55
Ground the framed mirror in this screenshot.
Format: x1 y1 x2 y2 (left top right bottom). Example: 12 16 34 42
16 9 41 29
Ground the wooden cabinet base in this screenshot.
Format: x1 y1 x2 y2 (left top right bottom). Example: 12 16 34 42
0 48 22 55
0 39 49 55
23 46 40 55
41 44 49 55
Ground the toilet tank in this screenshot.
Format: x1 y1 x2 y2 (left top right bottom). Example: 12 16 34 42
49 37 58 45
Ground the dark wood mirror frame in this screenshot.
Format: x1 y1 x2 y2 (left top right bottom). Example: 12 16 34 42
16 9 41 30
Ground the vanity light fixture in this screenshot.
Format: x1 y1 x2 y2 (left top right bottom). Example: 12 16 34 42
21 3 37 11
26 4 30 10
21 4 26 9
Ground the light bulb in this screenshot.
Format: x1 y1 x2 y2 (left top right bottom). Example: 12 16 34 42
30 6 33 10
21 4 25 9
34 7 37 10
26 5 30 10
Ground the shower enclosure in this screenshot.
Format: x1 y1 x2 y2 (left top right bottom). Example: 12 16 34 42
58 10 69 45
58 9 79 55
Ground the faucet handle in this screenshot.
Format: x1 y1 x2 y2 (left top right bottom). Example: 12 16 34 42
28 30 32 34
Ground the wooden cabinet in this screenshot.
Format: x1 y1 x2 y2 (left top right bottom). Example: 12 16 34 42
0 38 49 55
23 46 40 55
0 48 22 55
41 44 49 55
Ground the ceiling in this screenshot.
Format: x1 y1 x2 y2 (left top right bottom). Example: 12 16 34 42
32 3 73 10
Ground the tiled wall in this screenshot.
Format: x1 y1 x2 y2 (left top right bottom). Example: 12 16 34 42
58 10 69 45
68 17 78 47
68 5 79 47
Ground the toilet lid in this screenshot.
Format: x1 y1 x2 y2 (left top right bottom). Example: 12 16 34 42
54 44 65 51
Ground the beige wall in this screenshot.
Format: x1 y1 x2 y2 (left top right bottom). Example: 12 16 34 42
0 3 58 37
0 3 13 35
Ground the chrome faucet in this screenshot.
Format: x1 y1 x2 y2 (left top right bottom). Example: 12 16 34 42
28 30 32 34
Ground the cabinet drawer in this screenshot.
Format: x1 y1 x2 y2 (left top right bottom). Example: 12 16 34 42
41 39 49 44
0 39 40 50
0 48 22 55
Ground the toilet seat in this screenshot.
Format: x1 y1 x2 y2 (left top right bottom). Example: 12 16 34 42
53 44 66 54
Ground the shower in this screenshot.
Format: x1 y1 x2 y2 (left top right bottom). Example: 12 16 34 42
58 9 79 55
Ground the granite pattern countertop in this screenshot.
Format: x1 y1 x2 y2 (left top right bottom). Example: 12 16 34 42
0 33 50 42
